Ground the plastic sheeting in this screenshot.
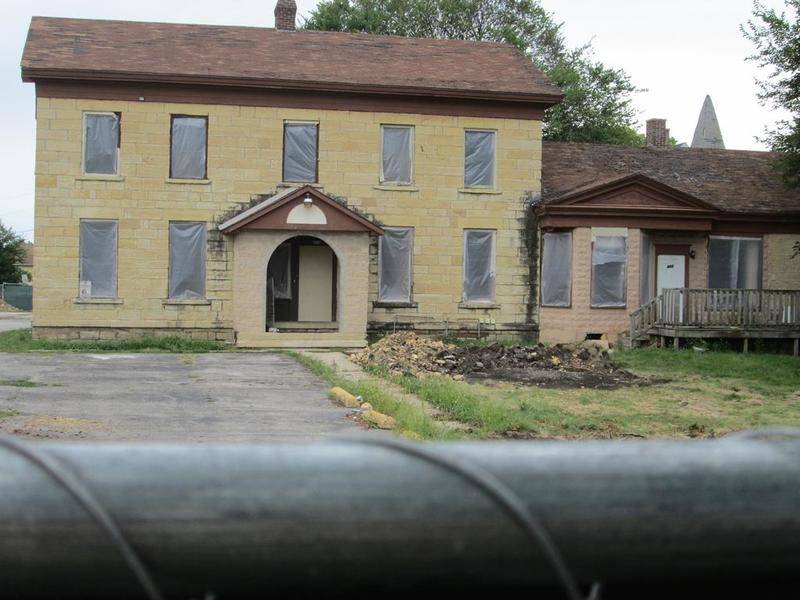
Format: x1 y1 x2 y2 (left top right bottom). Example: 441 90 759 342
541 231 571 306
84 113 119 175
269 243 292 299
381 126 412 184
708 237 762 289
464 130 495 188
591 236 627 307
79 220 118 298
171 117 207 179
169 222 206 300
378 228 413 302
463 230 495 303
283 123 318 182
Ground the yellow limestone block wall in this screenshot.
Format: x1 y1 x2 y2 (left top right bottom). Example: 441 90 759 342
33 96 542 338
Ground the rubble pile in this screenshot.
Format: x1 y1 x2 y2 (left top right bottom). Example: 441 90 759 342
0 299 22 312
350 332 449 378
351 332 641 389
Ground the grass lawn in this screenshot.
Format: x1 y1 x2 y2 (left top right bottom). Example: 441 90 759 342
361 348 800 439
0 329 229 353
289 351 456 440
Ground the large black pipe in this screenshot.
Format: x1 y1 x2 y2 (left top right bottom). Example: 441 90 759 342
1 434 799 599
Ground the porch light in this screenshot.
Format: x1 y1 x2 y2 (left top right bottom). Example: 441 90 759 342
303 195 313 206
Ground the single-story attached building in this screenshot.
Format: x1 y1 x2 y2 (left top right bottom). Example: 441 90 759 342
536 120 800 344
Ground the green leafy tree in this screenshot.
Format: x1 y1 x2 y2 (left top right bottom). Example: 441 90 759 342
0 221 25 284
743 0 800 186
304 0 642 144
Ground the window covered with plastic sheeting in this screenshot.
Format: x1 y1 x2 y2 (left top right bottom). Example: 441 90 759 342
170 116 207 179
541 231 572 307
464 130 496 187
381 126 413 184
270 243 292 300
708 237 762 289
378 228 413 302
591 236 627 307
83 112 120 175
79 220 118 298
463 229 495 303
169 222 206 300
283 122 318 182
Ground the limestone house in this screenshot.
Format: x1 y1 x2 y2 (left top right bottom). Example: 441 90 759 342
536 119 800 345
21 5 562 347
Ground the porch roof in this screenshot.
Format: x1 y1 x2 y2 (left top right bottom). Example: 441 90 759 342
540 141 800 221
218 186 383 235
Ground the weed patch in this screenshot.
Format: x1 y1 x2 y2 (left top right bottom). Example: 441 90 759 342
0 329 229 353
288 351 456 440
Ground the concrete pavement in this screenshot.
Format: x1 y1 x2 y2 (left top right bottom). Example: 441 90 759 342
0 312 31 332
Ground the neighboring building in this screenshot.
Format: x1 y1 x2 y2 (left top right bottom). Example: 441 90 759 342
21 6 561 347
536 119 800 343
16 242 33 284
691 95 725 149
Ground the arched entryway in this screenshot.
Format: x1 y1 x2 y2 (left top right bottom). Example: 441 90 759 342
266 235 338 331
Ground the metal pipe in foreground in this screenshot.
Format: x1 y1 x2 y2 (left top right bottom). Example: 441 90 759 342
1 434 799 599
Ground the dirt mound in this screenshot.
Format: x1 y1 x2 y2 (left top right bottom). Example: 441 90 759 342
351 333 641 389
351 332 448 378
0 299 22 312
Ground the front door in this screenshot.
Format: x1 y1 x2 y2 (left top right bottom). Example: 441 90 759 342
656 254 687 295
297 245 334 322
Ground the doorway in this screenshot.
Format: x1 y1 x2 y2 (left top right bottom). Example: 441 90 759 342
266 236 338 330
655 245 690 296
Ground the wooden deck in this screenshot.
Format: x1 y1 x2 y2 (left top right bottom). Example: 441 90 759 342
630 288 800 353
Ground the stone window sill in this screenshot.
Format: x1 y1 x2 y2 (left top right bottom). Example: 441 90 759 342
74 298 123 305
165 178 212 185
458 187 503 195
373 184 419 192
458 302 501 310
163 299 211 306
373 301 419 309
278 182 323 189
76 174 124 182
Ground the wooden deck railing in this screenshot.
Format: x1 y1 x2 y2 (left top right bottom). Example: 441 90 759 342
629 295 661 341
630 288 800 342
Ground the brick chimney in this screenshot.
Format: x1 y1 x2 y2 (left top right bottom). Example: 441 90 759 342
646 118 669 148
274 0 297 30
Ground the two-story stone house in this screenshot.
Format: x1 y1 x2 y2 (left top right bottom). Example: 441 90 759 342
21 5 562 347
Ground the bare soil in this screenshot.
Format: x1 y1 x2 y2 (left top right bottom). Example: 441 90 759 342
351 332 644 389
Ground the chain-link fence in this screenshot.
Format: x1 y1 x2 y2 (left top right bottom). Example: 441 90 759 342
0 283 32 311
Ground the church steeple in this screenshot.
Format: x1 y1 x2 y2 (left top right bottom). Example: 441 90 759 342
691 95 725 149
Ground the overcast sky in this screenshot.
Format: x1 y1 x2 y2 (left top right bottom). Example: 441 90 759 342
0 0 788 240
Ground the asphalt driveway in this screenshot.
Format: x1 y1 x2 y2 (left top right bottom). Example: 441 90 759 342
0 352 360 442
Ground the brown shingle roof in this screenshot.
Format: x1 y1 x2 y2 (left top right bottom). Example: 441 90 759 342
17 242 33 267
21 17 562 103
542 141 800 215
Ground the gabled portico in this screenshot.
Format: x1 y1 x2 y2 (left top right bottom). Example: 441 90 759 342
219 186 383 348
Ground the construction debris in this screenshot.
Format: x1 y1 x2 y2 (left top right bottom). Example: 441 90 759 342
350 332 642 389
0 299 22 312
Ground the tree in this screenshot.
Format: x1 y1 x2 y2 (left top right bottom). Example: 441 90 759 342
743 1 800 187
0 221 25 284
303 0 642 145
